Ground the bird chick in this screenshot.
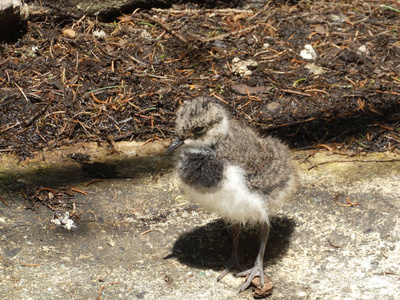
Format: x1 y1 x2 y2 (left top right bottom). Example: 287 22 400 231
167 96 297 292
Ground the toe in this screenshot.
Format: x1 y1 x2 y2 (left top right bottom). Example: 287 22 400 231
216 258 243 281
236 264 265 292
217 268 230 282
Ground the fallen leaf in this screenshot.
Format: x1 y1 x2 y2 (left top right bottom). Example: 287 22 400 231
251 276 274 298
314 25 328 35
231 83 265 95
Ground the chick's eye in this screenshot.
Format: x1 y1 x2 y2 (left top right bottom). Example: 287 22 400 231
193 126 206 134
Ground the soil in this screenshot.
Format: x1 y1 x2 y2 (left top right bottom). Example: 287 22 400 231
1 0 399 158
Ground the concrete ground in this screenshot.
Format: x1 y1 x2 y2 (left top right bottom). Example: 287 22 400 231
0 141 399 300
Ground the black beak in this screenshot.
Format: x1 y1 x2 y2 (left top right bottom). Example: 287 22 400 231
166 137 185 154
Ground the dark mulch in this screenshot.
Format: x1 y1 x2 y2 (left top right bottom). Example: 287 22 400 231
1 0 399 158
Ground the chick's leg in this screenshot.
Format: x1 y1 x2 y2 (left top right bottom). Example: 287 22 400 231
236 222 270 292
217 223 243 281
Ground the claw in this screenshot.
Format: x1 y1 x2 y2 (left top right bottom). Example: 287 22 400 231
217 268 230 282
213 223 242 282
214 222 270 293
216 258 243 282
236 263 265 292
236 222 270 292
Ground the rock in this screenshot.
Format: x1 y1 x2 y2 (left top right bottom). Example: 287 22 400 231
328 13 347 23
260 101 282 118
300 44 318 60
0 0 29 41
231 57 258 77
213 40 226 49
357 44 369 56
62 28 77 39
314 25 328 35
37 0 172 20
339 49 364 64
266 101 282 114
245 34 256 45
93 29 108 39
305 63 325 76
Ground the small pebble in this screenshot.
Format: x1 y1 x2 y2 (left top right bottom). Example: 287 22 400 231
62 28 77 39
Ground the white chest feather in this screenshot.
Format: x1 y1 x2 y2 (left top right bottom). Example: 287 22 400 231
181 164 270 225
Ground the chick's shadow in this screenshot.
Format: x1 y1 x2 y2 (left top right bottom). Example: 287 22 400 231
167 216 296 270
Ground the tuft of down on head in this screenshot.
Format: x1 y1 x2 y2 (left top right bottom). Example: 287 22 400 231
175 97 229 148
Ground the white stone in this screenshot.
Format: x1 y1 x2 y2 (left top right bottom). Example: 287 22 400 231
300 44 318 60
357 44 369 56
231 57 258 77
93 29 107 39
305 63 325 76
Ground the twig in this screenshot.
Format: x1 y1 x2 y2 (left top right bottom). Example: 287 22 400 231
327 239 343 248
70 188 88 195
138 228 157 237
142 136 160 146
85 179 104 187
152 8 254 14
23 104 50 127
127 54 146 65
14 82 30 102
209 92 229 104
0 121 21 133
97 286 105 300
85 85 128 95
260 117 316 130
97 282 120 300
190 25 258 43
20 262 44 267
308 158 400 170
1 196 10 207
335 197 360 207
280 89 311 97
142 13 187 44
112 189 117 201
